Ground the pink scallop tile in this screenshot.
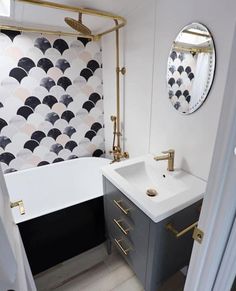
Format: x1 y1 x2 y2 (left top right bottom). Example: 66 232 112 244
84 115 95 127
26 155 41 166
56 134 70 146
21 123 36 136
81 85 93 96
5 46 24 62
4 46 24 62
52 102 67 115
47 67 63 82
88 143 97 152
14 87 31 102
79 51 92 63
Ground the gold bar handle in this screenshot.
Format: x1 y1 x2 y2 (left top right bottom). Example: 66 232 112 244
165 221 198 238
10 200 25 215
113 218 130 235
114 238 130 256
113 199 130 215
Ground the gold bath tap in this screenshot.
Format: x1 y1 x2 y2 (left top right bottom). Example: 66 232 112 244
110 146 129 163
154 149 175 171
110 115 129 163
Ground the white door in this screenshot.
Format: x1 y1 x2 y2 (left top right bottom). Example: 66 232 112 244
184 23 236 291
212 215 236 291
0 165 36 291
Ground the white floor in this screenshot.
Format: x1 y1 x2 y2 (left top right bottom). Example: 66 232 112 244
35 243 185 291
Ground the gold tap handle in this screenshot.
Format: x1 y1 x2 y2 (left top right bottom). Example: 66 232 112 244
162 149 175 155
10 200 25 215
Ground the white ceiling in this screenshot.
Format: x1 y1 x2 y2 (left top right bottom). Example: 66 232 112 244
0 0 142 33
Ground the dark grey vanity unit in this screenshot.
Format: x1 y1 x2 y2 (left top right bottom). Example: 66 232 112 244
103 178 201 291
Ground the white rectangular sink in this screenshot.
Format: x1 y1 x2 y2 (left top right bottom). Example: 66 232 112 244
102 154 207 222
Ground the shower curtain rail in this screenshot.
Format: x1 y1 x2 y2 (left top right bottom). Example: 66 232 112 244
16 0 127 40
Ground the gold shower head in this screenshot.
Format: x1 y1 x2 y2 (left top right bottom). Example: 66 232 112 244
65 13 91 35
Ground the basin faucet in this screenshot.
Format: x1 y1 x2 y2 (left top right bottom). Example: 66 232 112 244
154 149 175 171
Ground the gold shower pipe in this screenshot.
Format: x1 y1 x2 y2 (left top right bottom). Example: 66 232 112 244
17 0 127 40
115 20 121 149
109 20 129 162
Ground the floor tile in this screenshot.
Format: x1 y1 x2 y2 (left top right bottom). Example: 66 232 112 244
35 243 186 291
111 275 144 291
55 261 109 291
35 243 108 291
81 263 134 291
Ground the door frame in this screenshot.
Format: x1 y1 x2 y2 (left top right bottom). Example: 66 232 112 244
213 215 236 291
184 24 236 291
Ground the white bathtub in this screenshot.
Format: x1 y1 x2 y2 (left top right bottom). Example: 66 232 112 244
4 157 110 224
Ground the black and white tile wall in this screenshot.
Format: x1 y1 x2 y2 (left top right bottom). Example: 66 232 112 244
0 30 105 174
167 51 195 113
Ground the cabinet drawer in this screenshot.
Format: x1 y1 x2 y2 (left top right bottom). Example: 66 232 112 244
104 179 150 235
109 226 147 285
105 197 149 255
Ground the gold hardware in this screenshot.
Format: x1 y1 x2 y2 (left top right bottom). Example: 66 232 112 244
113 218 130 235
182 29 210 38
113 199 130 215
119 67 126 75
146 188 158 197
154 149 175 171
109 20 129 163
114 238 130 256
165 221 198 238
15 0 126 40
10 200 25 215
193 227 204 244
173 44 212 54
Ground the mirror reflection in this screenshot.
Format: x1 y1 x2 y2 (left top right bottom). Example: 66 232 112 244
167 23 216 114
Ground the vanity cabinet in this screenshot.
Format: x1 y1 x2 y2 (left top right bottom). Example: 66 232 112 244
103 178 202 291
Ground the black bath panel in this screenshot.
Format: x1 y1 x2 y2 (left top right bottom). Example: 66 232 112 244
18 196 105 275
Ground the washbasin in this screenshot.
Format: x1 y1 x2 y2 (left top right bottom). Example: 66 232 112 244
102 154 206 222
115 159 188 203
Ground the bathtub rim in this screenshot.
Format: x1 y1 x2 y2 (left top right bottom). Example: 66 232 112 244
3 156 111 176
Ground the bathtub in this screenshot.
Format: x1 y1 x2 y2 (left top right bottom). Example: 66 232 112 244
5 157 110 224
4 157 110 274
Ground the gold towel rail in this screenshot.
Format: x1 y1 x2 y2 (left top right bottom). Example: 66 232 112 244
165 221 198 238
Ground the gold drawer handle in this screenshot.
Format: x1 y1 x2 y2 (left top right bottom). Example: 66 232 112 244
10 200 25 215
114 238 130 256
113 199 130 215
165 221 198 238
113 218 130 235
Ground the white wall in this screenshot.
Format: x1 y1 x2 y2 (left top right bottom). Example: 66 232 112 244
103 0 236 180
102 0 156 158
150 0 236 180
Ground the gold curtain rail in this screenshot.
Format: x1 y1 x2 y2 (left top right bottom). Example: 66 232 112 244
17 0 127 40
183 29 210 38
0 24 95 39
173 45 213 54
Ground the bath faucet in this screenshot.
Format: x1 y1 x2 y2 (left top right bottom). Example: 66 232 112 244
154 149 175 171
110 115 129 163
110 145 129 163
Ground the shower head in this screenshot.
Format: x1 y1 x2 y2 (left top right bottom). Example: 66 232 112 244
65 13 91 35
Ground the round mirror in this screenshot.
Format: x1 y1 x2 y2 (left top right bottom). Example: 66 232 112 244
167 23 215 114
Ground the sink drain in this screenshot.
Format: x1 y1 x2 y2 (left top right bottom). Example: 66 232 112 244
146 188 158 197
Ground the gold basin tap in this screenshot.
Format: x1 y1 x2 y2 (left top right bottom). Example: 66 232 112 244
154 149 175 171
